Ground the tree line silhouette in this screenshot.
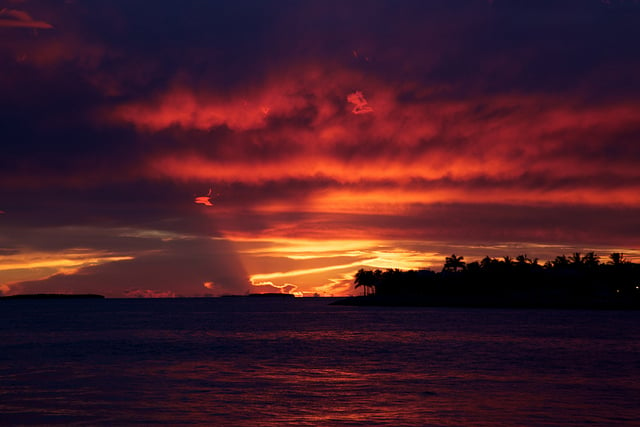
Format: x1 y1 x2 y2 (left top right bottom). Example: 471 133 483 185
353 252 640 307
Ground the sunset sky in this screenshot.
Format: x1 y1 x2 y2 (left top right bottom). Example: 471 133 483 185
2 0 639 297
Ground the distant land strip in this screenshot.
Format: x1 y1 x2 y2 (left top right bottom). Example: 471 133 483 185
0 294 105 300
222 293 296 298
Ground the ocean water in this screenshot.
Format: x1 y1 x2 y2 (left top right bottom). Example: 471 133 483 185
1 298 639 426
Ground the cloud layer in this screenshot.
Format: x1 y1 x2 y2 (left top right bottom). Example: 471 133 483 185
2 0 639 296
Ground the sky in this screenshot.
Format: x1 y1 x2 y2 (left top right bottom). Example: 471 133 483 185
1 0 640 297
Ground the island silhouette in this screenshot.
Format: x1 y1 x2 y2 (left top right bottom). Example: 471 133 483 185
0 293 105 300
334 252 640 309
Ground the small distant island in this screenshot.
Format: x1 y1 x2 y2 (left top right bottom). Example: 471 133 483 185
247 293 295 298
333 252 640 309
221 293 296 299
0 294 105 300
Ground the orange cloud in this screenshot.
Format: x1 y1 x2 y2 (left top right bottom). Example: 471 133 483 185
194 188 214 206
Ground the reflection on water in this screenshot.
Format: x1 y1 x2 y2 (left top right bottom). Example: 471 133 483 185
1 298 639 425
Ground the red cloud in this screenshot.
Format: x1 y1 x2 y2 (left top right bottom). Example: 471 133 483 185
7 57 638 219
0 8 53 29
97 61 640 234
347 90 373 114
113 89 269 132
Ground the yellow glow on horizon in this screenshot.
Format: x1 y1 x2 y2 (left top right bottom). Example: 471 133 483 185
0 251 134 291
232 236 445 269
249 260 365 282
0 252 133 272
233 236 448 295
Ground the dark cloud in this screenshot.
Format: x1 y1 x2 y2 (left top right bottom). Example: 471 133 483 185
0 8 53 29
10 238 250 297
211 203 640 248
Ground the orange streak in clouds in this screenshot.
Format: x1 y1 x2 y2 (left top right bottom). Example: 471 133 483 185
194 188 214 206
149 155 640 207
308 186 640 214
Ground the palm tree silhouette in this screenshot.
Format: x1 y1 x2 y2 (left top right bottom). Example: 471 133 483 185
480 256 494 270
443 254 465 272
552 255 570 268
569 252 583 266
582 252 600 267
354 268 373 296
609 253 627 265
355 269 382 296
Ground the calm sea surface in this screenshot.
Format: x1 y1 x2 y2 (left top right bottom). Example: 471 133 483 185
1 298 639 426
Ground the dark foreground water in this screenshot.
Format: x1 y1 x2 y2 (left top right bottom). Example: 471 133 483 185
1 298 639 426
